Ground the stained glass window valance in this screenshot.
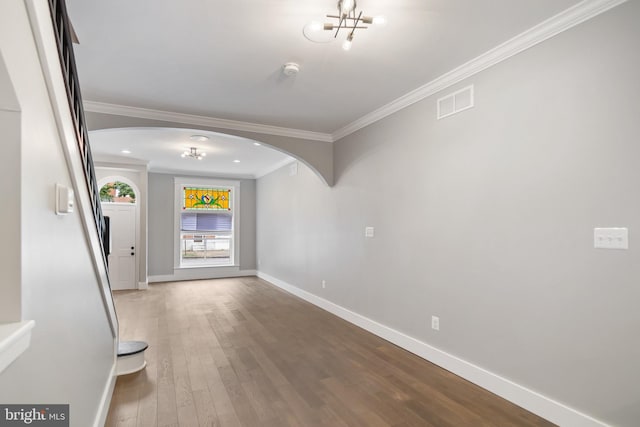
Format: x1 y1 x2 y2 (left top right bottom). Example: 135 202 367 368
183 187 231 211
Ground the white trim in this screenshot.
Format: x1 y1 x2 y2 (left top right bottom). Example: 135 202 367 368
98 176 141 292
0 321 35 375
151 167 255 180
256 272 610 427
174 177 240 269
81 1 626 145
93 363 117 427
83 101 334 143
138 281 149 290
149 268 256 283
331 0 628 140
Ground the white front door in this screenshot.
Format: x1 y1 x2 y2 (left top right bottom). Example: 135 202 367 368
102 203 137 290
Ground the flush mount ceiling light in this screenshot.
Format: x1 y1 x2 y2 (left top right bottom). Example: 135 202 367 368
181 147 206 160
322 0 386 50
190 135 209 142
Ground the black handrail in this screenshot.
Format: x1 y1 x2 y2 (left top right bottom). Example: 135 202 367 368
48 0 108 266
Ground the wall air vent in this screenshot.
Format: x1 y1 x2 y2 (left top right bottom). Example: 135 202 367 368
437 85 474 120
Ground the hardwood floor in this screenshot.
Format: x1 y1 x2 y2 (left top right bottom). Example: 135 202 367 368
106 277 555 427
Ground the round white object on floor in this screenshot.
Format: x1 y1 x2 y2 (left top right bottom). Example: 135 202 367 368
116 341 148 376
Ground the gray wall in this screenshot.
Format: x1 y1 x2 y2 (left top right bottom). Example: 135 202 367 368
149 172 256 276
257 2 640 426
0 51 21 322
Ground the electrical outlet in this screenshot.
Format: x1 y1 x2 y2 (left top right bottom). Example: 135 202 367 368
594 227 628 249
322 280 326 289
365 226 375 238
431 316 440 331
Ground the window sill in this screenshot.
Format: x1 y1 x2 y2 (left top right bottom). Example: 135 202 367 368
0 320 35 374
175 264 239 270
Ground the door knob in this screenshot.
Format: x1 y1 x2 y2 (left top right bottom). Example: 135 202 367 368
131 246 135 250
131 252 135 256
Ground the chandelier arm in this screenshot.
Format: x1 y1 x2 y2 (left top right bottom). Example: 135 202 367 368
327 14 365 20
335 15 346 38
348 11 363 38
323 25 368 31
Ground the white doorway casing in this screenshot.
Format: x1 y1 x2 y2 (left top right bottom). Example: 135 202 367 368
96 169 148 289
102 203 137 290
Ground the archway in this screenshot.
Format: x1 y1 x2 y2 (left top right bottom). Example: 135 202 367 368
85 113 333 186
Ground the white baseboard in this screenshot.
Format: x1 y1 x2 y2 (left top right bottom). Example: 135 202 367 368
93 363 116 427
149 268 257 283
256 271 609 427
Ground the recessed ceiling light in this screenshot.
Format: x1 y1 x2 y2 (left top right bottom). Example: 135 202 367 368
190 135 209 142
121 149 131 154
253 142 261 146
233 160 241 163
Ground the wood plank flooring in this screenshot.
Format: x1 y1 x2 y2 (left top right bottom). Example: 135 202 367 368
106 277 555 427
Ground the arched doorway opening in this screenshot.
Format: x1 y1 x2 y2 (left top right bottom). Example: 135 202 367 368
98 177 141 290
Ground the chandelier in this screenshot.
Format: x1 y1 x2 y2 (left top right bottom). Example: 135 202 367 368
323 0 385 50
181 147 206 160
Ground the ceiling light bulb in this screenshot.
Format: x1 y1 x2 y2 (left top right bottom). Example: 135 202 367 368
181 153 186 158
200 152 207 157
254 142 261 146
373 15 387 25
342 38 353 51
121 149 131 154
309 21 322 32
233 160 241 163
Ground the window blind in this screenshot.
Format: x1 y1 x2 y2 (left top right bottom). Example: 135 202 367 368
181 212 232 231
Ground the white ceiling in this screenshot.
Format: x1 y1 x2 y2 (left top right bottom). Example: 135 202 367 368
89 128 294 178
68 0 583 176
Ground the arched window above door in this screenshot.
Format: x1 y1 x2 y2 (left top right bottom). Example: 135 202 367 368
99 181 136 204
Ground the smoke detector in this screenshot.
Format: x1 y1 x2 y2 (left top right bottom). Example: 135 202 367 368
282 62 300 76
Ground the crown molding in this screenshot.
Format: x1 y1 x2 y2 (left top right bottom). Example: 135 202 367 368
83 101 334 143
83 0 626 144
331 0 628 141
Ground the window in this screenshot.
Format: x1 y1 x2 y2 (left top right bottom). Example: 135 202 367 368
99 181 136 204
175 179 239 268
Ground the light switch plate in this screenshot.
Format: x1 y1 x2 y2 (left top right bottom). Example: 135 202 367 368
365 227 374 238
431 316 440 331
594 227 628 249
